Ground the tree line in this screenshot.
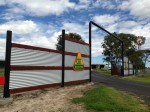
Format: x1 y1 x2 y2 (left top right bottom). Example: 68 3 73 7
102 33 150 70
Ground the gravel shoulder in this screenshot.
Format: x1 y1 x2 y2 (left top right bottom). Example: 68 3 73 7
0 83 93 112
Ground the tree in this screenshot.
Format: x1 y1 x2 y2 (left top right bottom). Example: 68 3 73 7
56 33 85 51
102 33 137 67
127 49 145 69
102 33 146 70
142 50 150 67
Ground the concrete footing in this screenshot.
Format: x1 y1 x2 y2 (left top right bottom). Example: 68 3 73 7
0 94 13 106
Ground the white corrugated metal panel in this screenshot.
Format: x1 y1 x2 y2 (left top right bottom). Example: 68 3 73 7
65 40 89 55
65 55 89 67
124 70 128 75
11 47 62 66
9 70 61 89
65 70 89 82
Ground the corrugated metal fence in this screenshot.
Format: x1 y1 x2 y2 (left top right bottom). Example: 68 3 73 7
3 30 90 97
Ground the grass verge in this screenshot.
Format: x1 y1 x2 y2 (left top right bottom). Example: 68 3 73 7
0 68 4 93
0 73 3 76
123 74 150 84
72 85 150 112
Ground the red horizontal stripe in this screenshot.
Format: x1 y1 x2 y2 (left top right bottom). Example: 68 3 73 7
11 66 90 71
10 83 61 94
65 51 89 57
11 66 62 70
12 43 62 54
10 79 89 94
12 43 89 57
65 79 89 86
65 37 89 46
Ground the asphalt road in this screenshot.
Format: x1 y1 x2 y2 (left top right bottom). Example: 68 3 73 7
92 72 150 107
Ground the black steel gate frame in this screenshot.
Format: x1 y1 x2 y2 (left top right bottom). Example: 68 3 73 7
89 21 124 80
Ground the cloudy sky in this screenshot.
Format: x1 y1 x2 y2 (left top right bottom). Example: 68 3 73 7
0 0 150 65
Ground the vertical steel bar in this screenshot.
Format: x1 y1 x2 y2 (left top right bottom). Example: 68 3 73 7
122 42 124 76
61 29 65 87
3 31 12 98
89 22 92 82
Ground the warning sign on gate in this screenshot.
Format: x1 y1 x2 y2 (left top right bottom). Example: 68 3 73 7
73 52 84 71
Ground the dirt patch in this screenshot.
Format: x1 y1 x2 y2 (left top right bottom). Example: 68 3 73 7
0 83 94 112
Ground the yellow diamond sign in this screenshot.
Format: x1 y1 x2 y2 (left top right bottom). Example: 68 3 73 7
73 52 84 71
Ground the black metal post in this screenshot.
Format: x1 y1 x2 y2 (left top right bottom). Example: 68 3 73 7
89 22 92 82
128 56 129 75
3 31 12 98
121 42 124 76
61 29 65 87
111 61 112 75
132 61 134 75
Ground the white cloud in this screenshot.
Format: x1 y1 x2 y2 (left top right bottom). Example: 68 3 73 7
119 21 138 28
75 0 91 10
18 31 62 50
118 1 129 10
105 23 118 33
0 0 5 5
94 0 116 9
0 32 61 60
7 0 75 16
16 34 54 49
62 22 89 42
93 14 119 25
0 20 38 34
1 12 24 20
117 22 150 50
92 38 104 57
119 0 150 19
62 22 87 33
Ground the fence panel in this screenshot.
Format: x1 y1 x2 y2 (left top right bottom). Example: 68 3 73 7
65 38 89 55
4 31 90 96
64 38 90 84
11 44 62 66
9 70 62 93
9 43 62 93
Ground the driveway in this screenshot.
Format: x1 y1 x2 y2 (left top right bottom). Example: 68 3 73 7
92 72 150 107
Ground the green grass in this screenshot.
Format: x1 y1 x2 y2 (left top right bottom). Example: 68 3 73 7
0 73 3 76
72 85 150 112
124 74 150 84
0 68 4 93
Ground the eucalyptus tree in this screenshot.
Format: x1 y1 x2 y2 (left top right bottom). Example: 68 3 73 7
102 33 137 66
